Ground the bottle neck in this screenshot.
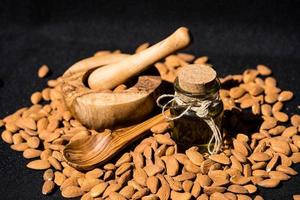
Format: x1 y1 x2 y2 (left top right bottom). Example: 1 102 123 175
174 77 221 102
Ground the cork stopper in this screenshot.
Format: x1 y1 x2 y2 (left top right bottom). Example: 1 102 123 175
177 64 217 94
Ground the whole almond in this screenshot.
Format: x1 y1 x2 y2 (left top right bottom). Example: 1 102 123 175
243 184 257 194
31 92 42 104
209 154 231 165
269 171 290 181
266 153 279 172
184 159 201 173
42 180 55 195
61 186 83 198
144 164 164 176
90 182 108 197
290 152 300 164
38 65 50 78
282 126 297 138
278 91 293 101
233 139 249 156
146 176 159 193
109 192 126 200
229 87 245 99
54 171 66 186
231 150 247 163
203 186 226 195
291 114 300 126
150 122 169 134
48 156 62 170
276 165 298 175
273 111 289 122
270 139 291 155
133 167 148 186
119 185 135 199
257 64 271 75
156 174 171 200
27 136 40 149
195 174 212 187
43 169 54 181
153 134 175 145
260 117 277 130
1 130 13 144
170 191 192 200
257 178 280 188
81 178 101 192
116 162 132 176
115 153 131 167
251 152 271 162
23 148 42 159
27 159 50 170
293 135 300 148
132 188 150 200
162 156 179 176
185 148 204 166
230 175 250 185
227 184 248 194
265 92 278 104
85 168 103 179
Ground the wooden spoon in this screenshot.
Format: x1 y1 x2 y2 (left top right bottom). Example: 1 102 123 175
63 110 170 170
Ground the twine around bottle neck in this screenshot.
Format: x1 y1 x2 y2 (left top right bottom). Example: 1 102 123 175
156 91 222 155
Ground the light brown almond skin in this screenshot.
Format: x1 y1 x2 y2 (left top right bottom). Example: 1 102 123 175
60 177 78 191
42 180 55 195
233 139 249 157
153 134 175 145
209 154 231 165
243 184 257 194
54 171 66 186
291 152 300 164
109 192 127 200
276 165 298 175
61 186 83 198
269 171 290 181
229 87 246 99
278 91 293 102
133 167 148 186
257 178 280 188
227 184 248 194
270 139 291 156
27 159 50 170
170 191 192 200
156 174 170 200
150 122 169 134
291 114 300 126
38 65 50 78
184 159 201 173
90 182 108 198
119 185 135 199
43 169 54 181
282 126 297 138
251 152 271 162
185 148 204 166
1 130 13 144
257 64 272 76
23 148 42 159
146 176 159 194
160 156 178 177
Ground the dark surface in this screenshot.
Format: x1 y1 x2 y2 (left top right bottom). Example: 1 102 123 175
0 0 300 199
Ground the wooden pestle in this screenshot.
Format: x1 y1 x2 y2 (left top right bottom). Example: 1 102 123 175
88 27 190 90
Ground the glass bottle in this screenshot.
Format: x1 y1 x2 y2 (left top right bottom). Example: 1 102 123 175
170 65 223 152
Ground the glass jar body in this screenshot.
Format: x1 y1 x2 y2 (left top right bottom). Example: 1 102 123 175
170 78 224 152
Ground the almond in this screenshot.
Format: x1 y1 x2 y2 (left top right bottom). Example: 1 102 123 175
90 182 108 197
278 91 293 101
1 130 13 144
170 191 192 200
162 155 179 176
150 122 169 134
270 139 291 155
269 171 290 181
119 185 135 199
257 178 280 188
61 186 83 198
42 180 55 195
153 134 175 145
276 165 298 175
133 167 148 186
209 154 231 165
38 65 50 78
251 152 271 162
227 184 248 194
43 169 54 181
27 159 50 170
156 174 171 200
23 148 42 159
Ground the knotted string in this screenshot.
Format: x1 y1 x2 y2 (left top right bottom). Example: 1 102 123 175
156 93 222 154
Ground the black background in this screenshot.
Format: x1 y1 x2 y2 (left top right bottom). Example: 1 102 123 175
0 0 300 199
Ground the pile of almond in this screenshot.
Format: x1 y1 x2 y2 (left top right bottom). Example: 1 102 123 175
1 43 300 200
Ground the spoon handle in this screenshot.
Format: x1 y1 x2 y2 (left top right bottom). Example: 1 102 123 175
113 110 171 147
